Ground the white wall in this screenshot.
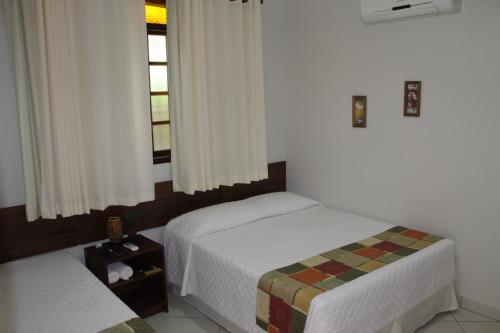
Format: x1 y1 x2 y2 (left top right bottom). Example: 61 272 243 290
284 1 500 309
0 6 25 208
262 0 287 163
0 0 287 208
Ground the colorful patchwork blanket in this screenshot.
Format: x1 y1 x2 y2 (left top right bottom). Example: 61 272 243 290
98 318 156 333
256 226 444 333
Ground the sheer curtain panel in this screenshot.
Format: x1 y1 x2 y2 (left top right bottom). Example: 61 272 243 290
168 0 268 194
3 0 155 221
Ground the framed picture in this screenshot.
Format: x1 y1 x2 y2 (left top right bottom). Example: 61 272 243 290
352 96 367 128
404 81 421 117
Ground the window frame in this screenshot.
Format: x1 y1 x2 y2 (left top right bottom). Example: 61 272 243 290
147 23 171 164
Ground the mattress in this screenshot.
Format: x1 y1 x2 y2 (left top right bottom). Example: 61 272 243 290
0 251 137 333
165 192 456 333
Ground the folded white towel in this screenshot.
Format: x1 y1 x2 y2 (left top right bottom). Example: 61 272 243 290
107 267 120 284
108 261 133 281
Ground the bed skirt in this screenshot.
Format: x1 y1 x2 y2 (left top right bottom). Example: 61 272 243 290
175 283 458 333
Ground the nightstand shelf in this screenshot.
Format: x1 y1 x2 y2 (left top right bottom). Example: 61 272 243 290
109 269 163 291
84 235 168 318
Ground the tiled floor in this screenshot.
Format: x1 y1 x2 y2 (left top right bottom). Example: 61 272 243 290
146 292 500 333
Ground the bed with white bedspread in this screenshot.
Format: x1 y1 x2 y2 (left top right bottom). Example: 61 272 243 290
0 251 138 333
165 192 458 333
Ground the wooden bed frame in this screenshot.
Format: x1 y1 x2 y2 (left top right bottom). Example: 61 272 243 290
0 161 286 263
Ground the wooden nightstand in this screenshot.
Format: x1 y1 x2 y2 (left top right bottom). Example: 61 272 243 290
84 235 168 317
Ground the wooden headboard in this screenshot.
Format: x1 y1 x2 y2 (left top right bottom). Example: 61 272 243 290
0 161 285 263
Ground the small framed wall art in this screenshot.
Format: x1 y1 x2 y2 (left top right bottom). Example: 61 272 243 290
352 96 367 128
404 81 421 117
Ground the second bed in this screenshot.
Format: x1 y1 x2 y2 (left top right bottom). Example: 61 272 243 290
165 192 458 333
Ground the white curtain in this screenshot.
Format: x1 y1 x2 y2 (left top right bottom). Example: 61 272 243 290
3 0 155 221
168 0 268 194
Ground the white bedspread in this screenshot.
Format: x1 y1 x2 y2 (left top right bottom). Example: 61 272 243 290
0 251 136 333
165 193 456 333
165 192 320 295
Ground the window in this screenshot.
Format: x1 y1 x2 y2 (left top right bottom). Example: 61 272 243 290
146 2 170 164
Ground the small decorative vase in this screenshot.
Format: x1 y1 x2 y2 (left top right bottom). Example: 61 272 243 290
107 217 123 244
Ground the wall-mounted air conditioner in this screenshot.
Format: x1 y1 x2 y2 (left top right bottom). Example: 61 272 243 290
361 0 462 23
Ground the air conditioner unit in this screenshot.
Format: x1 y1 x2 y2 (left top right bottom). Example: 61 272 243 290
361 0 462 23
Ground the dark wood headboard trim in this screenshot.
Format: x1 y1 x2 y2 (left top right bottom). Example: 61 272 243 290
0 161 285 263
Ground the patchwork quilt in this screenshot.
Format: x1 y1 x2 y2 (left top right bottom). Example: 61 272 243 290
98 318 156 333
256 226 444 333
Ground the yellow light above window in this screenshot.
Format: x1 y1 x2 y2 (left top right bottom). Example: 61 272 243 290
145 4 167 25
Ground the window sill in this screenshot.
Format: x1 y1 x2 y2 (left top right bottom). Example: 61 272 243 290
153 156 171 165
153 150 171 164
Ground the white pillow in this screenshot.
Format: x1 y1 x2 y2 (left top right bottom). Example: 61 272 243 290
167 192 319 241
